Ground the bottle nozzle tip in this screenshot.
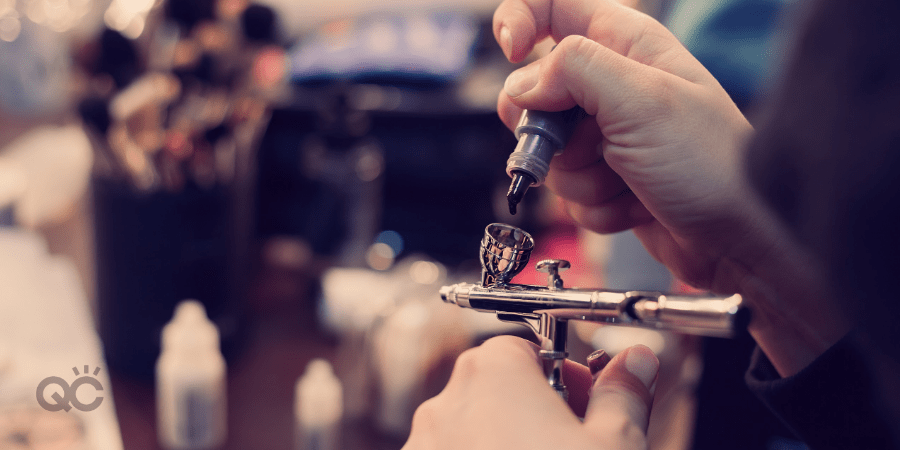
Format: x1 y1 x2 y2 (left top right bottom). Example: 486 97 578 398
506 172 534 216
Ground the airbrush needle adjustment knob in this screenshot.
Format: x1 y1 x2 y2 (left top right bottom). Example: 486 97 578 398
536 259 570 290
506 107 588 215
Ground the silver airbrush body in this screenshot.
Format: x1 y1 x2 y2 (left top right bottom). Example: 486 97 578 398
439 223 748 400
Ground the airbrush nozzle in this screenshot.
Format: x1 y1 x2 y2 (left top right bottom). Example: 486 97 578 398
507 172 534 215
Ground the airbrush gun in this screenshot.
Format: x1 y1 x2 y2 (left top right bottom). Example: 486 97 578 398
440 223 748 400
506 107 588 215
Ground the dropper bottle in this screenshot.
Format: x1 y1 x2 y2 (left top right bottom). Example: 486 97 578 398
156 300 227 450
506 107 587 215
295 359 343 450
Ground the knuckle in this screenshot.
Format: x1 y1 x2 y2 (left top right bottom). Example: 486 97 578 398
452 347 485 379
632 12 665 42
554 34 587 55
592 218 632 235
673 260 715 290
479 336 535 363
632 73 677 120
550 35 615 110
453 336 531 379
409 397 439 435
623 425 649 450
603 417 648 450
479 335 526 353
551 35 593 79
611 6 671 60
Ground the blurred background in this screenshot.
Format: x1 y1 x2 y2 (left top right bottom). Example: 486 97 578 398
0 0 808 449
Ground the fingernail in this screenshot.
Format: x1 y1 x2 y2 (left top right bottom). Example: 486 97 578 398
625 346 659 391
587 349 612 386
587 349 611 376
500 26 512 60
504 64 539 98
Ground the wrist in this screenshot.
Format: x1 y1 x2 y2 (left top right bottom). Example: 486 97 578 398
726 195 852 377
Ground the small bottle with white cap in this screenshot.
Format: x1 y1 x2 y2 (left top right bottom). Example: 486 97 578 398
156 300 227 450
295 358 343 450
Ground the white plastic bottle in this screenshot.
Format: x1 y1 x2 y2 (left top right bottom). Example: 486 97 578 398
295 359 343 450
156 300 227 450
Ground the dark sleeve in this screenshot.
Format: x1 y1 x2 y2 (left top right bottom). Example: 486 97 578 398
745 334 896 450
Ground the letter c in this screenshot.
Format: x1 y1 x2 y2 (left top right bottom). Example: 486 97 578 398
69 376 104 412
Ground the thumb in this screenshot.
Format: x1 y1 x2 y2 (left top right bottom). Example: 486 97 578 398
582 344 658 445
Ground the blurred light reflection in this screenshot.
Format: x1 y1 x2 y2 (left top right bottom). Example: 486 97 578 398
409 260 440 285
374 230 403 256
104 0 155 39
366 242 395 271
0 13 20 41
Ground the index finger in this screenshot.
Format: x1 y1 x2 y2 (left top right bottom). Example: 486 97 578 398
492 0 595 62
492 0 714 84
